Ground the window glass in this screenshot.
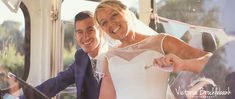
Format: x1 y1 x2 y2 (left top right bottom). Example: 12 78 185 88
0 2 29 90
61 0 99 98
155 0 221 28
153 1 235 98
62 0 99 70
153 0 229 48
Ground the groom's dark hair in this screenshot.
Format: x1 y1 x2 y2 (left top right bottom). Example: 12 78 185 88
74 11 94 24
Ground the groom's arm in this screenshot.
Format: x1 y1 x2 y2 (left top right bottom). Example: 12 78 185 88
18 61 76 99
19 49 86 99
35 63 76 97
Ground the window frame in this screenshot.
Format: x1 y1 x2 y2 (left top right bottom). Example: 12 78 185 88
20 2 30 81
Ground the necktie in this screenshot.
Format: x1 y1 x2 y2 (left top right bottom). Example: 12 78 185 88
91 59 99 82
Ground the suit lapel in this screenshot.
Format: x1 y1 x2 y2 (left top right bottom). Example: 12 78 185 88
76 49 99 99
75 50 90 97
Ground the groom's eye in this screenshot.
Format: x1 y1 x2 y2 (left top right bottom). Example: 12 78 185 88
75 30 83 35
87 28 95 33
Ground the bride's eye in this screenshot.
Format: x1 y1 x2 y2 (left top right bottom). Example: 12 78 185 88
111 12 118 20
100 21 107 27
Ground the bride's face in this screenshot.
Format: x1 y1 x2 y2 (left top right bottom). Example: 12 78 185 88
96 7 130 40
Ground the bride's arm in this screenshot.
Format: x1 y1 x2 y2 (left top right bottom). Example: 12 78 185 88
155 53 212 73
155 34 212 73
99 58 116 99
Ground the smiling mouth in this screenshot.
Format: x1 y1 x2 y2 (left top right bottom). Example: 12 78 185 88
112 25 120 34
83 39 92 45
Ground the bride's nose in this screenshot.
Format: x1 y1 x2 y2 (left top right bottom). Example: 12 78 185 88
107 22 116 32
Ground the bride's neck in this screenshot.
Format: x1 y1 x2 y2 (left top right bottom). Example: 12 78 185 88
119 32 146 47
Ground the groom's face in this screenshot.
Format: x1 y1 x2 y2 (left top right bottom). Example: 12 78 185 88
74 17 101 55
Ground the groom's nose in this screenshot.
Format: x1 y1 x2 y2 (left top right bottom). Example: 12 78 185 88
82 32 89 40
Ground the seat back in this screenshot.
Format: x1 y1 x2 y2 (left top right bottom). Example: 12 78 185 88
202 32 217 52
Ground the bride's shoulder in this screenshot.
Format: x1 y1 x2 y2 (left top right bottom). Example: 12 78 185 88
105 48 118 57
152 33 169 38
147 33 169 42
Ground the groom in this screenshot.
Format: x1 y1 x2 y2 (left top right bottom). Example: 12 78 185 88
20 11 107 99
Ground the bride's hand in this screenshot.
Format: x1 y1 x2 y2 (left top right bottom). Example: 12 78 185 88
154 53 186 72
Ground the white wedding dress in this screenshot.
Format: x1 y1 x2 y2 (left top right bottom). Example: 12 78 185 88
106 35 170 99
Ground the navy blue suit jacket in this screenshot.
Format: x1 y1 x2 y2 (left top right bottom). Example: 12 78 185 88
22 49 99 99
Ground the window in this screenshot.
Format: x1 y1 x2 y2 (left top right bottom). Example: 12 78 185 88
152 1 234 98
62 0 99 70
60 0 99 98
155 0 221 28
153 0 228 48
0 2 30 90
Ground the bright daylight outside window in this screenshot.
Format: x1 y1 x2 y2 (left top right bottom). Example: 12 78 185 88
62 0 100 71
61 0 100 98
154 0 228 47
152 1 234 99
0 1 30 91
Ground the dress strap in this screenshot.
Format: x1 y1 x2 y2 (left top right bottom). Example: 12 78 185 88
160 34 168 55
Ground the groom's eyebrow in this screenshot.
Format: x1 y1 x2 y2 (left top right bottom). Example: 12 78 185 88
86 26 95 30
75 29 82 33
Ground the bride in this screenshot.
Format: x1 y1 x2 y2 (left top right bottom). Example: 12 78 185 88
94 1 212 99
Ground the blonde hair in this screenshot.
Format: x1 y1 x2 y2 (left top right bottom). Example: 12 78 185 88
95 1 139 34
94 0 134 26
